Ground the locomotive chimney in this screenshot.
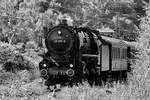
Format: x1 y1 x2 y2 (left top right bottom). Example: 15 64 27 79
59 19 68 26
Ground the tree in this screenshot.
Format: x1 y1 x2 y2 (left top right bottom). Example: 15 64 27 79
0 0 141 44
129 3 150 98
76 0 138 41
0 0 57 45
0 0 20 44
105 0 138 41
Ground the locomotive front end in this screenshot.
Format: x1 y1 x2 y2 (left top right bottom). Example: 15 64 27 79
39 25 83 87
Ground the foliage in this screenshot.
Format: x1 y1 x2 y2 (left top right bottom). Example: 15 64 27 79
25 41 38 50
126 1 150 99
0 42 42 81
0 0 47 45
0 0 141 44
52 0 139 41
2 54 35 74
0 42 16 63
0 78 48 100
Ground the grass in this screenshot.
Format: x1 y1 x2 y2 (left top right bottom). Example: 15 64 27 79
0 75 149 100
0 57 149 100
0 63 150 100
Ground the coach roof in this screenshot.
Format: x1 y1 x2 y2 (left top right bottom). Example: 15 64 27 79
101 36 137 48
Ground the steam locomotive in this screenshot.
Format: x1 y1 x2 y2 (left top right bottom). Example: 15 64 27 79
39 20 135 88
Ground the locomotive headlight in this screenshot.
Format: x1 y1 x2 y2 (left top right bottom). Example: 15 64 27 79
43 63 47 67
70 64 73 68
58 30 61 35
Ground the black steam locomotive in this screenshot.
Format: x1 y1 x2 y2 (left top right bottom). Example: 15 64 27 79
39 20 135 88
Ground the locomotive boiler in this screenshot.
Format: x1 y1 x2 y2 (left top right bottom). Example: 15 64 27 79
39 20 135 88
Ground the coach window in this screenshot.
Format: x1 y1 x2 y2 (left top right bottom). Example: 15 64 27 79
112 47 116 59
117 48 120 59
115 48 118 59
120 49 127 59
112 47 121 59
123 49 127 59
112 47 114 59
121 49 123 59
121 48 124 59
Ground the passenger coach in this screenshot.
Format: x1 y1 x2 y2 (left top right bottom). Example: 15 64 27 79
96 36 135 82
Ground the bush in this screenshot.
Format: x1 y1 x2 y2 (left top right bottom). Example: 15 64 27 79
25 41 38 50
0 42 16 63
126 4 150 100
0 78 48 99
2 54 36 76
